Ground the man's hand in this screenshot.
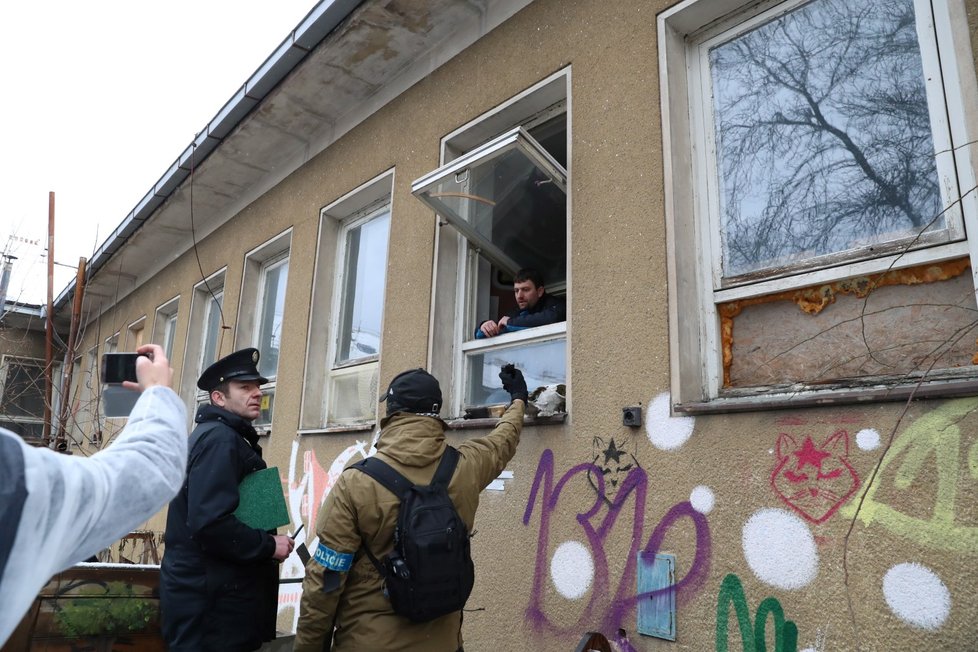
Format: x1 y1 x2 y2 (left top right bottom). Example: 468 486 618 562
480 319 500 337
122 344 173 391
499 364 528 403
272 534 295 562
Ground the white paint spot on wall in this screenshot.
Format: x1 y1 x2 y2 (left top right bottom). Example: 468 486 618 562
856 428 881 451
742 509 817 590
690 486 715 514
550 541 594 599
882 563 951 630
646 392 695 450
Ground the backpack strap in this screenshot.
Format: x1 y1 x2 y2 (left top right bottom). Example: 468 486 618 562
353 457 411 500
431 445 460 488
351 446 461 578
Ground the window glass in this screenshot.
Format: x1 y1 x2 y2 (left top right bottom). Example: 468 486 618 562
465 338 565 408
201 290 224 374
327 365 380 422
0 420 44 439
414 128 566 287
1 360 45 418
709 0 943 278
336 210 390 366
163 313 178 359
257 258 289 378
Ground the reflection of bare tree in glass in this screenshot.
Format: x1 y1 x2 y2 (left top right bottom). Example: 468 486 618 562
711 0 942 276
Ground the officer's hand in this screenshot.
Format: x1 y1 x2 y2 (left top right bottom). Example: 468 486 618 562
499 364 528 403
271 534 295 562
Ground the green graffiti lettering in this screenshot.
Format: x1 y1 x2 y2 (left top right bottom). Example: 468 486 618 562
716 574 798 652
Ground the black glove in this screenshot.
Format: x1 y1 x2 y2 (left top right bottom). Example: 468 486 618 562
499 364 528 403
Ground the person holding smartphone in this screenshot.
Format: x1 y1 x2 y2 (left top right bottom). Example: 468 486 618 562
0 344 188 647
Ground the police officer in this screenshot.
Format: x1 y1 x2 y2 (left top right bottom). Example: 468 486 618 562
160 348 294 651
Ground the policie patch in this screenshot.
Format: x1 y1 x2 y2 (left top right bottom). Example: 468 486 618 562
313 543 353 572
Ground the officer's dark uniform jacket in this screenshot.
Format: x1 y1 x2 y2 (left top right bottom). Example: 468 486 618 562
160 404 278 651
294 400 525 652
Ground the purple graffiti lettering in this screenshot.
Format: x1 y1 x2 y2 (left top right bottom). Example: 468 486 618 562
523 449 711 637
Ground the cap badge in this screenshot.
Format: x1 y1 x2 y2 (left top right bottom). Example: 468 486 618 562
252 351 259 363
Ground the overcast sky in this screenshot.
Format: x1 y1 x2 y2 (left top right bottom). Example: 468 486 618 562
0 0 317 307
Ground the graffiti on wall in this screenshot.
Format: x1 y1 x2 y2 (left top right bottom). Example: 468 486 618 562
277 431 380 625
588 436 642 504
716 573 799 652
522 448 712 640
840 397 978 552
771 431 859 524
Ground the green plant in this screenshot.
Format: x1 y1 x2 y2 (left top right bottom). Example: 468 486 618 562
54 582 155 638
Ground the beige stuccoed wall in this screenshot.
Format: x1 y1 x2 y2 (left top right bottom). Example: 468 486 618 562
0 327 45 360
68 0 978 649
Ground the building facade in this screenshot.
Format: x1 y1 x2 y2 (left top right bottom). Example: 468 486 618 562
54 0 978 649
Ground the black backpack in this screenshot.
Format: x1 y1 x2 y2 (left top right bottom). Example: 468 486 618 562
352 446 475 622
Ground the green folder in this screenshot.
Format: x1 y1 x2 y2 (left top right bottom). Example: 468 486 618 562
233 467 290 531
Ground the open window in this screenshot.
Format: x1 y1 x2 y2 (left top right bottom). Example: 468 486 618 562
417 70 570 416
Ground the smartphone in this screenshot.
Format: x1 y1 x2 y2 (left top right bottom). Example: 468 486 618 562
101 352 143 384
101 353 145 418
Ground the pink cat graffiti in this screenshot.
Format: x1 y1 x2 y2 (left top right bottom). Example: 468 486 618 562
771 430 859 524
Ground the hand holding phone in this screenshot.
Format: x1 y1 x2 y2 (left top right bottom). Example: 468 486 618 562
100 345 172 417
101 352 146 384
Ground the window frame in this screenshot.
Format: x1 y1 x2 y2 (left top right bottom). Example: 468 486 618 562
153 296 180 361
299 169 395 432
658 0 978 412
423 68 572 418
182 268 227 415
235 230 292 432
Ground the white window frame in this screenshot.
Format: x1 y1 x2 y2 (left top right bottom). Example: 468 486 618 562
104 332 120 357
300 169 394 432
659 0 978 412
153 296 180 361
182 269 227 414
423 68 572 417
236 230 292 432
126 316 146 350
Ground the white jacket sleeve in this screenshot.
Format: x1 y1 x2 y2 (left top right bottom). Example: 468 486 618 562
0 385 188 645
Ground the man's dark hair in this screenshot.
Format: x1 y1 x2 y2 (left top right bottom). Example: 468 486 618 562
210 381 231 405
514 268 544 288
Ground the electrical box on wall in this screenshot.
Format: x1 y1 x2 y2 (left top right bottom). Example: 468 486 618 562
637 552 676 641
622 406 642 427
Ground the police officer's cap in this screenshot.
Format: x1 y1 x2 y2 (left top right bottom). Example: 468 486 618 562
197 347 268 392
379 368 442 415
